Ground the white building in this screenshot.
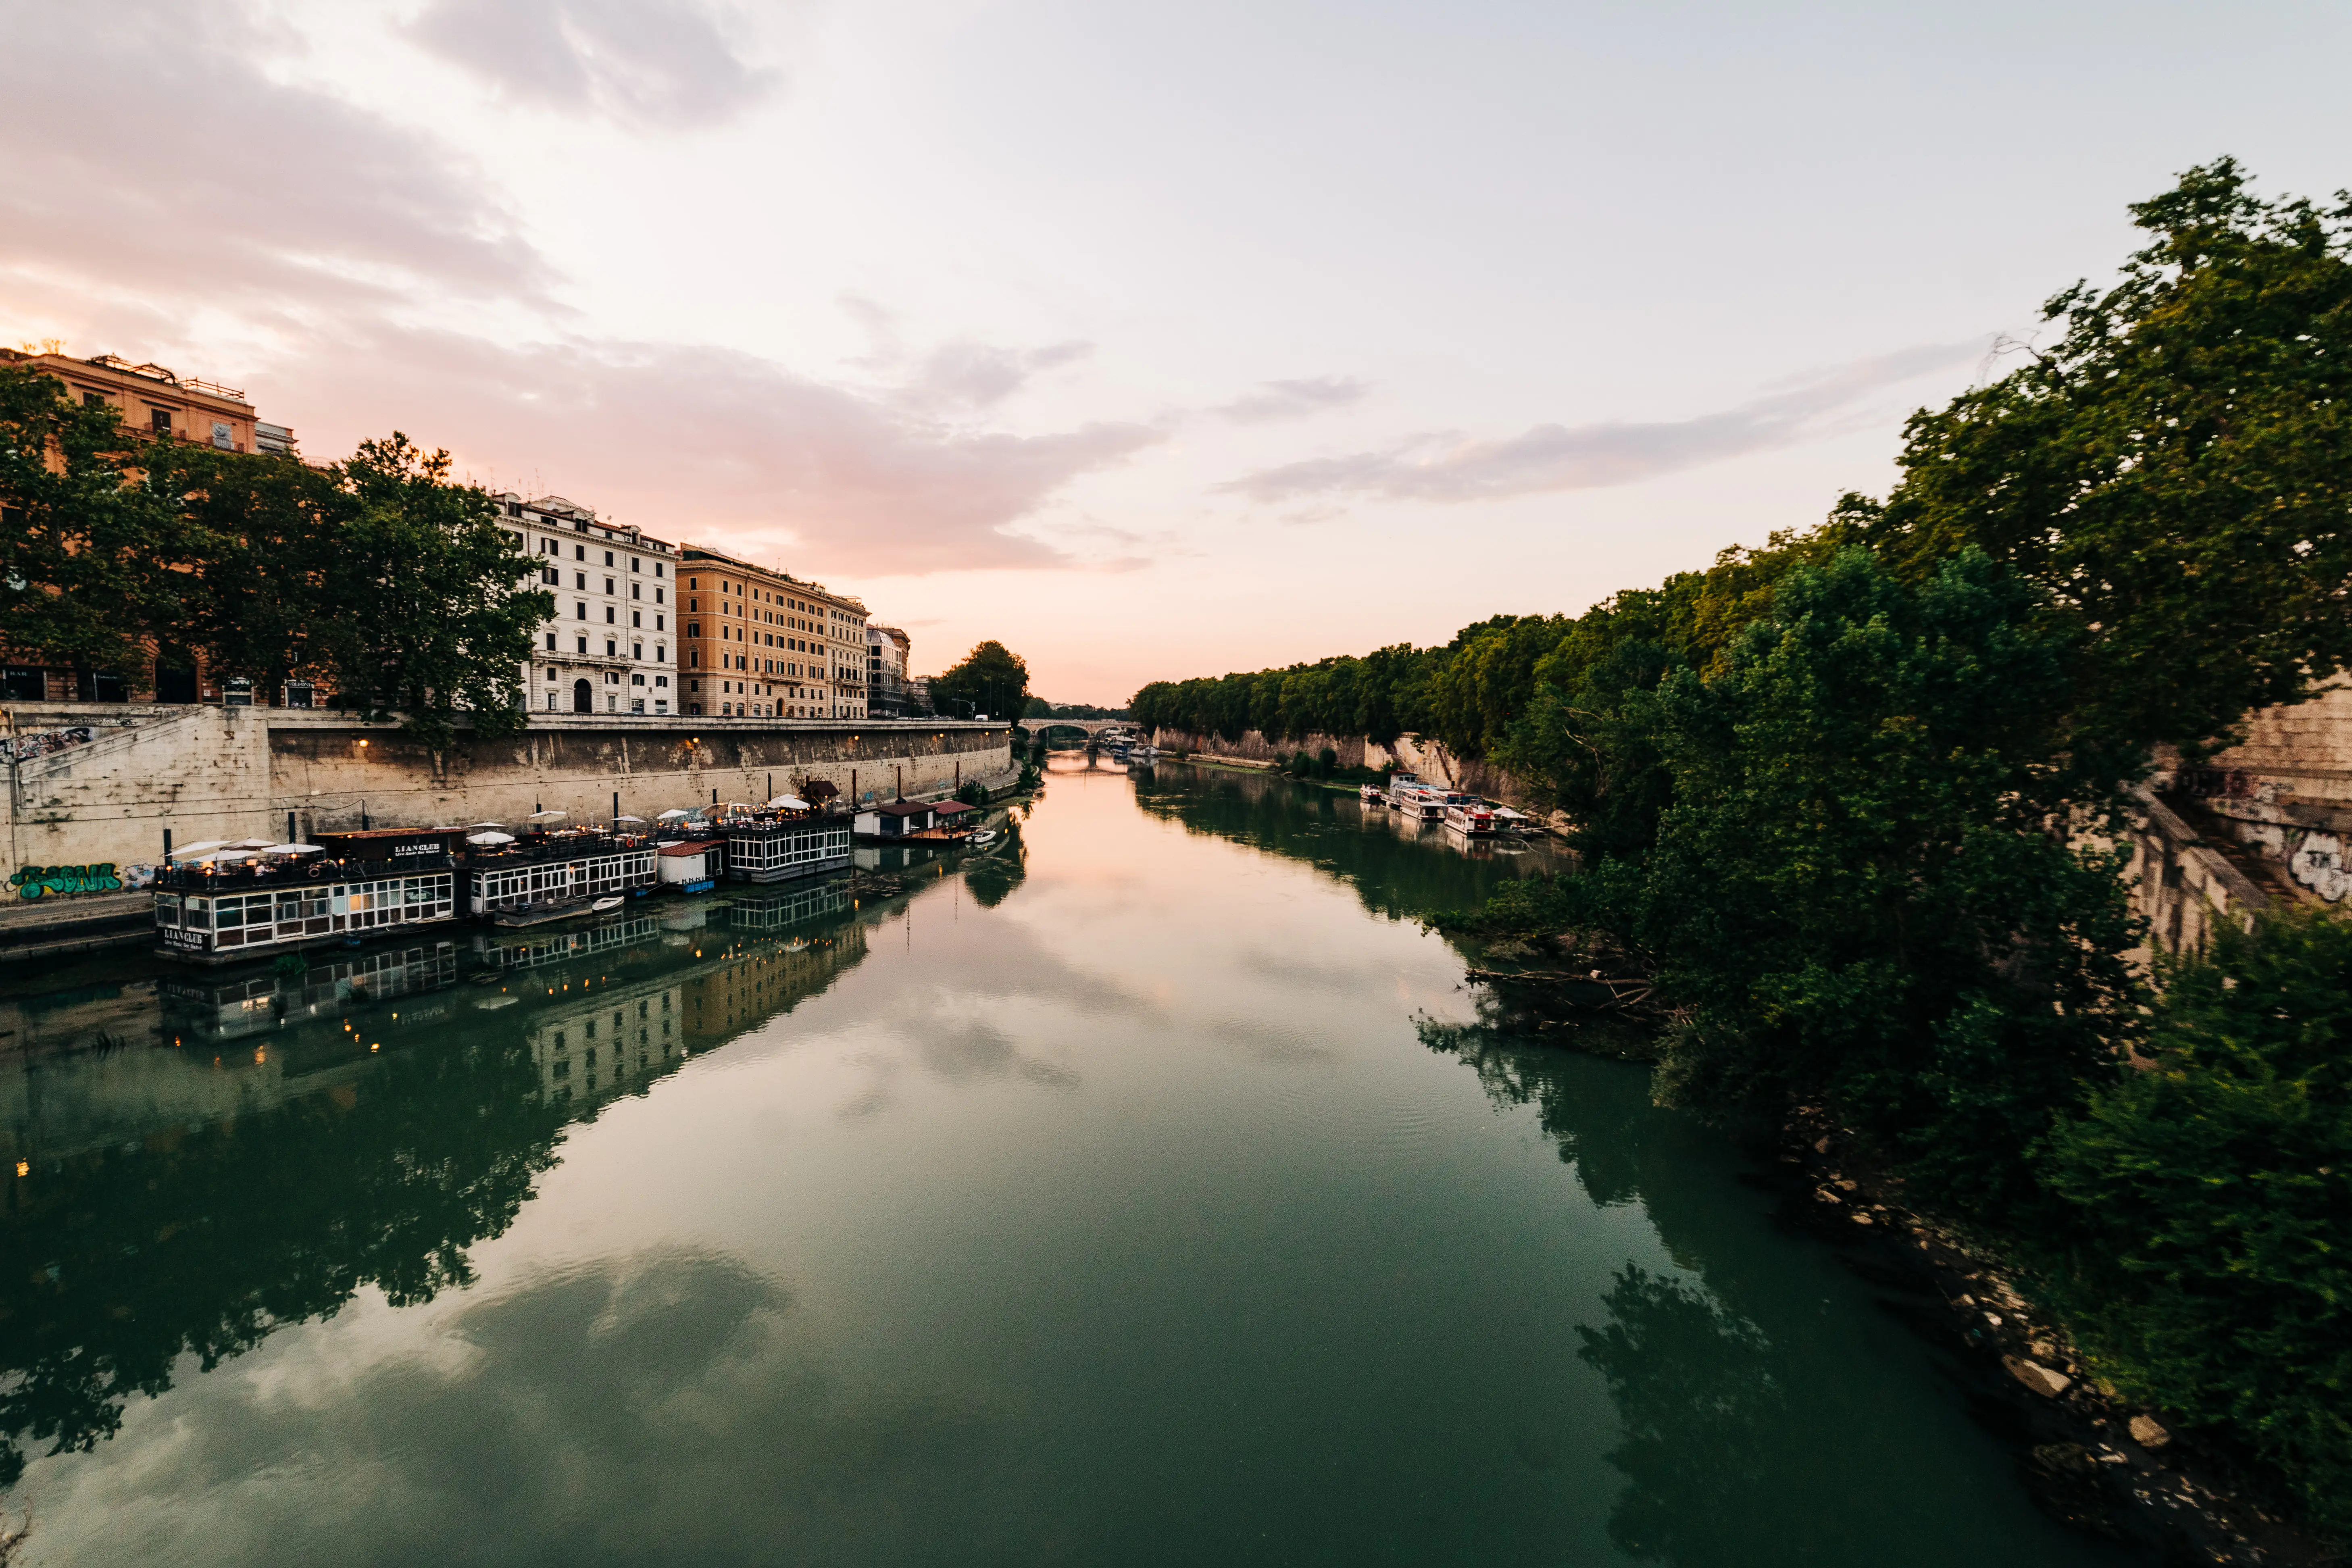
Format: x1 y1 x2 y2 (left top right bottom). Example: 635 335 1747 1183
495 493 681 716
867 625 914 716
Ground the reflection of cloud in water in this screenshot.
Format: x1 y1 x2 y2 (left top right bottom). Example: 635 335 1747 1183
33 1248 1051 1566
1207 1017 1341 1068
1236 947 1396 996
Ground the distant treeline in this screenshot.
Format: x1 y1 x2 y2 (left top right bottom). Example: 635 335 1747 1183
1137 161 2352 1529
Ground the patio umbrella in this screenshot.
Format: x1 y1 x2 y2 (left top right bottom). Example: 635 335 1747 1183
767 795 808 810
198 850 258 864
168 840 231 860
616 814 647 824
260 843 325 855
528 809 568 820
228 837 277 850
467 831 517 845
656 808 692 821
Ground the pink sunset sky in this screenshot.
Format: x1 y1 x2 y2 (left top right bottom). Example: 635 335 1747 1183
7 0 2348 704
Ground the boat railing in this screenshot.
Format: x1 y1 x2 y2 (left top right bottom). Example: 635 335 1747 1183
155 854 457 892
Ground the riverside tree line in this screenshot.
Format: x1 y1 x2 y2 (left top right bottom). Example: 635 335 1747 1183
1138 162 2352 1528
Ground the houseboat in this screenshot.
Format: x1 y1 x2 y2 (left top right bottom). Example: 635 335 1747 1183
462 829 657 917
1443 800 1498 836
154 834 463 964
657 839 724 893
1392 786 1448 823
1359 782 1387 806
723 815 854 883
853 800 939 839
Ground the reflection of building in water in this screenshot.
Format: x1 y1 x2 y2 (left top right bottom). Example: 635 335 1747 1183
161 942 462 1043
724 879 851 933
525 978 685 1106
684 919 867 1047
473 912 673 974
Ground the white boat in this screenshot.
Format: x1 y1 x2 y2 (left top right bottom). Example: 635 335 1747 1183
590 895 626 914
968 829 1000 847
1359 783 1386 806
1394 788 1447 823
1444 801 1498 836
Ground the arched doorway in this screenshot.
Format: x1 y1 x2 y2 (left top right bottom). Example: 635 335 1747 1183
572 679 593 713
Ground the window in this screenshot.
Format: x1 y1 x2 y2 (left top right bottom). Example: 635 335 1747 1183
576 543 587 560
541 568 559 585
631 558 641 572
633 643 643 659
655 563 665 577
687 623 699 638
575 572 587 589
689 577 698 589
149 407 171 433
82 391 105 409
630 583 640 600
605 606 616 623
544 633 556 650
577 636 589 654
606 639 617 656
604 577 615 595
604 551 615 566
575 602 587 619
655 615 665 631
632 611 641 628
654 587 663 604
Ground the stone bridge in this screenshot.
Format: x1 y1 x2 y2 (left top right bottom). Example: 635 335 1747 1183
1029 718 1132 738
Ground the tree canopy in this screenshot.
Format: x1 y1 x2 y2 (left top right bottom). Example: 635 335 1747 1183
929 639 1029 722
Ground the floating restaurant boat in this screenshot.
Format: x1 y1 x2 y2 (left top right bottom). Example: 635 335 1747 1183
152 829 465 963
1390 785 1448 823
1443 801 1498 836
463 827 657 917
721 809 853 883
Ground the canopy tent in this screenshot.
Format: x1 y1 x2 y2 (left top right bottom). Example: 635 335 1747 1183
467 831 517 846
168 840 231 860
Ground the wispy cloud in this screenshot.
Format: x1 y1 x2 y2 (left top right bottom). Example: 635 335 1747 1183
892 339 1094 415
1212 375 1369 424
1221 342 1983 504
408 0 786 130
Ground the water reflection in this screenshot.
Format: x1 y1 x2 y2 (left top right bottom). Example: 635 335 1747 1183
0 880 877 1490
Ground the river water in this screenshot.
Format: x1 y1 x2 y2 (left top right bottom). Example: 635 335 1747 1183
2 757 2129 1567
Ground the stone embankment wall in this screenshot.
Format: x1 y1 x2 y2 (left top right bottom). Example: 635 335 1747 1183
5 704 1012 903
1148 728 1552 816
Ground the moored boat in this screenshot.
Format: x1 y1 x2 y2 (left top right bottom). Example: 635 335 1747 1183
1359 783 1387 806
1443 801 1498 836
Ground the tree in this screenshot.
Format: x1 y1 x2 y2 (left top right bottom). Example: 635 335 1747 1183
2047 906 2352 1529
312 435 549 748
929 639 1029 722
1852 158 2352 765
1618 549 2142 1206
0 364 186 686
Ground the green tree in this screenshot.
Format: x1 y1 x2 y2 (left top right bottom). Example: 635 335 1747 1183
312 435 549 748
1617 549 2142 1206
1851 158 2352 765
0 364 186 686
2046 906 2352 1528
930 639 1029 722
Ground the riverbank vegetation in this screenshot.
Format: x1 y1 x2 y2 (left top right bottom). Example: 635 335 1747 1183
1137 161 2352 1530
0 380 549 746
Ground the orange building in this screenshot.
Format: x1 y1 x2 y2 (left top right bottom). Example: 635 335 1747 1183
0 348 296 704
677 546 869 720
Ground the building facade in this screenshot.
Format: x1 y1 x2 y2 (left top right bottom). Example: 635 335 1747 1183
0 349 295 705
866 625 915 716
494 493 681 716
677 547 869 720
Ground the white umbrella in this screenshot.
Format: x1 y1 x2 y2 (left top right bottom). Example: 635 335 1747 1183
467 831 517 845
656 808 692 821
197 850 257 864
766 795 808 810
528 809 567 820
615 814 647 824
260 843 325 855
469 820 505 828
169 840 231 860
228 837 276 850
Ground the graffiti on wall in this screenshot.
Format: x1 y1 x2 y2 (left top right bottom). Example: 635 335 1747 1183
0 725 95 764
2287 830 2351 903
9 863 127 900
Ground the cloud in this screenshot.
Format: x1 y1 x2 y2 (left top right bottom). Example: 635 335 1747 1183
409 0 785 129
1213 375 1370 424
0 0 546 315
893 339 1094 414
1222 341 1983 505
288 327 1161 573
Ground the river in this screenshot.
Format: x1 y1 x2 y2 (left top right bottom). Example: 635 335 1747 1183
1 756 2131 1566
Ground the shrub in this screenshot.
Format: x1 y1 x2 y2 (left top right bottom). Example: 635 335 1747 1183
2046 906 2352 1528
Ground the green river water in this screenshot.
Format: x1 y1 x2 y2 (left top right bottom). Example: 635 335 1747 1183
0 757 2133 1566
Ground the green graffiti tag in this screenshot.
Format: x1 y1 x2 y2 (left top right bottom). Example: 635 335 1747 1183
9 863 124 900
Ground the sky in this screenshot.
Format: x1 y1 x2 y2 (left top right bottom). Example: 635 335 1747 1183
6 0 2350 704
